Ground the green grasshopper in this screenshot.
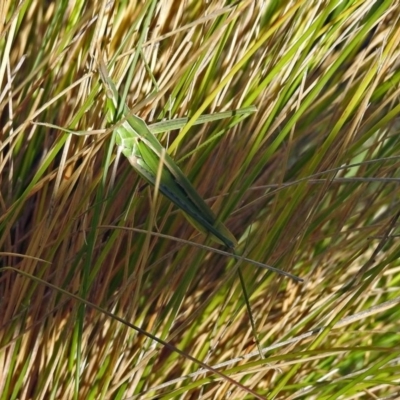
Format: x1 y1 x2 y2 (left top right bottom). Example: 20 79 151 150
98 59 245 249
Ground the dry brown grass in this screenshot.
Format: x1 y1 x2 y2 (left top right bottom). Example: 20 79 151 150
1 1 400 399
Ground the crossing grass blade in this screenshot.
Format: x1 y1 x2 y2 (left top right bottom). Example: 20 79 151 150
33 106 257 136
149 106 257 134
98 58 239 249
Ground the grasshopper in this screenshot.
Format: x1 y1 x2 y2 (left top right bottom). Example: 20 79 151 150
98 59 240 248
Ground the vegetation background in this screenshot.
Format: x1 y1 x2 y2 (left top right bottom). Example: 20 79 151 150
1 0 400 399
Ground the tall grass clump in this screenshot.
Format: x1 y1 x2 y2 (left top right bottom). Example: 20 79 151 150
1 1 400 399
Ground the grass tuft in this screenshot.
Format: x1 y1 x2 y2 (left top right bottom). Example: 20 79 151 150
1 0 400 398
